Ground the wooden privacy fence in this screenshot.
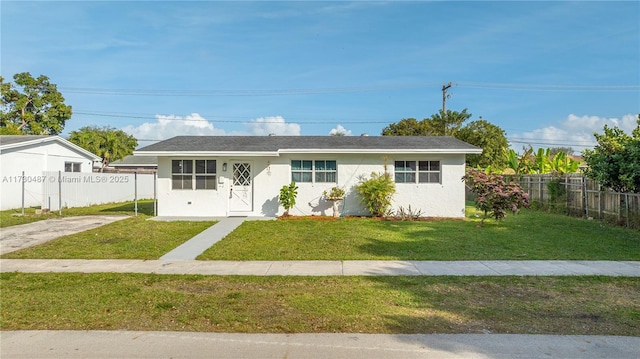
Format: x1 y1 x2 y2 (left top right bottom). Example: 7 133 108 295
506 174 640 229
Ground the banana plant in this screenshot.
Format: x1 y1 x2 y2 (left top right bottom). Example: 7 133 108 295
549 152 580 175
504 148 521 174
532 148 551 174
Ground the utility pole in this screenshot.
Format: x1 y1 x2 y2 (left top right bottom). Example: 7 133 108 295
442 82 452 113
441 82 452 136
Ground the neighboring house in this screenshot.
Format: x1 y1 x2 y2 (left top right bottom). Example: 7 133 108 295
0 135 101 210
134 136 482 218
107 155 158 173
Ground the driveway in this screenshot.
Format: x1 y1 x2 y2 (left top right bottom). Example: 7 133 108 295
0 215 128 255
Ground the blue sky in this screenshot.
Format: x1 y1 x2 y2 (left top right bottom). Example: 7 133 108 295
2 1 639 151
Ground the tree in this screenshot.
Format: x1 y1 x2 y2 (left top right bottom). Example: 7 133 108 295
428 109 472 136
456 119 508 169
382 110 508 170
381 118 433 136
1 72 72 135
582 117 640 193
68 126 138 171
382 110 472 137
279 182 298 216
463 168 529 225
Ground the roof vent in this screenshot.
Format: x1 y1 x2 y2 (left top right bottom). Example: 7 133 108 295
268 133 276 136
360 133 369 136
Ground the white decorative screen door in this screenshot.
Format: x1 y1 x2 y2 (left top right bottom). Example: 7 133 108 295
229 162 253 212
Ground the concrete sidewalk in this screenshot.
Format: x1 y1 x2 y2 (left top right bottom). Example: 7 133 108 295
2 259 639 276
2 331 638 359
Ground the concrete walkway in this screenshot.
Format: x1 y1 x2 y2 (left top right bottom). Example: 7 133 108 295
159 217 248 260
2 259 639 276
2 331 639 359
0 215 128 255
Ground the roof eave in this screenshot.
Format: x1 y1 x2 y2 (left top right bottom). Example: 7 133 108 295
0 136 102 161
135 148 482 156
133 151 281 157
278 148 483 154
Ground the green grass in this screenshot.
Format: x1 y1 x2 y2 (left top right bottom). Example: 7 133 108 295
198 207 640 261
1 273 637 335
0 200 155 228
1 216 216 259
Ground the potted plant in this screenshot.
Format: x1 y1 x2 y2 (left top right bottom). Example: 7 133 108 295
323 186 345 218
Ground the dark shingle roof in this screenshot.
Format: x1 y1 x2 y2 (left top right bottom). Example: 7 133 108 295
136 136 481 154
0 135 51 146
111 155 158 166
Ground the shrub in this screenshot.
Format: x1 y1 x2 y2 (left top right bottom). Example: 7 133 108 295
394 205 423 221
463 168 529 225
547 177 567 212
279 182 298 216
323 186 345 200
355 172 396 217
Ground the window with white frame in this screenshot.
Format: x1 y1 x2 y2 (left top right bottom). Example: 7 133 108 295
195 160 217 190
172 159 217 190
64 162 82 172
314 160 337 183
291 160 337 183
394 160 440 184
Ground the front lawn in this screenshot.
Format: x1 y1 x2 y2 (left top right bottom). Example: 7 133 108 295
1 216 216 259
1 273 637 335
198 208 640 261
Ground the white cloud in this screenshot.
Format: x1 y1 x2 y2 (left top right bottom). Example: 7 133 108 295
122 113 226 141
511 113 638 151
122 114 302 142
329 124 352 136
242 116 301 136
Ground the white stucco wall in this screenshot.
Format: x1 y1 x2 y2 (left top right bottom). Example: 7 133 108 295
155 153 468 218
0 141 96 210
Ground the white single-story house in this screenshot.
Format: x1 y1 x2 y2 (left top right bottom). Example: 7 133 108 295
134 136 481 218
0 135 101 210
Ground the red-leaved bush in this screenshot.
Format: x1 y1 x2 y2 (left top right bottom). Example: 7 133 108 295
462 168 529 225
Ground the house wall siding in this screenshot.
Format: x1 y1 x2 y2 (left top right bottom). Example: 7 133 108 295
155 153 467 218
0 142 96 210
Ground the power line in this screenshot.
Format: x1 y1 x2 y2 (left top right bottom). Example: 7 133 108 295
60 83 438 96
59 81 640 97
72 111 395 124
457 81 639 92
508 136 596 145
508 140 595 148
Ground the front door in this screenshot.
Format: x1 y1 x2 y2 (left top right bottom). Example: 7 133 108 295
229 162 253 213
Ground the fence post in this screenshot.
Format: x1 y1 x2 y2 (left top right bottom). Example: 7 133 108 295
21 171 25 216
58 170 62 215
564 176 569 214
134 172 138 216
538 176 543 206
625 193 630 228
598 184 604 219
580 175 589 219
153 171 157 217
